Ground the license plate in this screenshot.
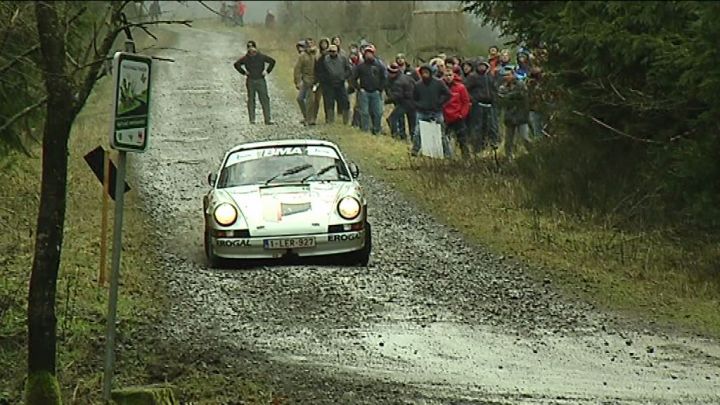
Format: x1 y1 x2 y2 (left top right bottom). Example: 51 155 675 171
263 237 316 249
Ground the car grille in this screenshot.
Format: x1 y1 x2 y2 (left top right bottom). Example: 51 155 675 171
328 221 364 233
212 229 250 238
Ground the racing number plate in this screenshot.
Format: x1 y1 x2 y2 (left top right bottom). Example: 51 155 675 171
263 237 316 249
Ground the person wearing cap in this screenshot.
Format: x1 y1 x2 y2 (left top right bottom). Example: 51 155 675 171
395 53 418 80
385 62 416 140
411 64 452 157
233 40 276 124
295 40 307 55
350 45 387 135
497 68 531 161
321 44 352 124
294 42 316 125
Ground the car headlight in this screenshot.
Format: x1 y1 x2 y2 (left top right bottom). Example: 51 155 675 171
214 203 237 226
338 196 361 220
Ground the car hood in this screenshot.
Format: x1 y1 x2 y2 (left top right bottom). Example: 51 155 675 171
221 182 358 237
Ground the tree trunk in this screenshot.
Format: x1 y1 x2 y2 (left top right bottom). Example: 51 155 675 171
26 2 75 403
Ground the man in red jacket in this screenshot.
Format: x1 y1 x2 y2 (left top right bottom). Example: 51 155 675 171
442 68 472 157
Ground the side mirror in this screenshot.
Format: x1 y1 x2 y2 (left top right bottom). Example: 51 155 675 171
348 162 360 179
207 172 218 187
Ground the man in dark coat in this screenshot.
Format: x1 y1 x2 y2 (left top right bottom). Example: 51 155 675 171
233 40 276 124
385 62 416 140
321 44 352 124
350 45 387 135
464 57 500 151
411 64 451 156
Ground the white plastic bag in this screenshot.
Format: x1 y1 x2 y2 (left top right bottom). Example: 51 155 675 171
419 120 444 158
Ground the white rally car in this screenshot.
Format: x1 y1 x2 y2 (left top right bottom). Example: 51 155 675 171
203 139 371 267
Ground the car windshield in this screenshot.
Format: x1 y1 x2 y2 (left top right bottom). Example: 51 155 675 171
216 145 351 188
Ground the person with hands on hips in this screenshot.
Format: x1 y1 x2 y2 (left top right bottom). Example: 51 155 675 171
233 40 276 125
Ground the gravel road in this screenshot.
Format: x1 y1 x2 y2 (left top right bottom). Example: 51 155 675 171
131 26 720 404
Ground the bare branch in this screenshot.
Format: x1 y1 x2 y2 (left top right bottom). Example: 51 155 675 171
0 45 41 77
571 110 661 145
0 5 22 53
608 81 626 101
197 1 225 17
0 97 48 135
113 19 193 37
138 24 158 41
74 2 125 115
137 45 189 53
71 55 113 75
78 2 112 68
151 56 175 63
66 51 80 69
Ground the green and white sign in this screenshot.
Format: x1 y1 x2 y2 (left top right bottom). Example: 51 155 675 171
110 52 152 152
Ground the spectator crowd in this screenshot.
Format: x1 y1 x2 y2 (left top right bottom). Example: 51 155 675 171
292 37 553 160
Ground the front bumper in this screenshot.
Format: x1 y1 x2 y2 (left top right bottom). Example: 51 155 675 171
211 230 366 259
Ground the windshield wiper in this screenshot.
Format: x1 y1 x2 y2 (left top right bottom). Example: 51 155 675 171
264 163 314 185
300 164 338 183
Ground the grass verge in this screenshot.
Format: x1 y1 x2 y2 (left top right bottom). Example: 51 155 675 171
1 26 278 404
229 23 720 338
0 30 171 404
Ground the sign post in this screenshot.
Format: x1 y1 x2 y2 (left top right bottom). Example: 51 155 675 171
99 149 110 286
102 41 152 401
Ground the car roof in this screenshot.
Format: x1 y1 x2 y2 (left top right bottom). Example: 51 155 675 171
226 138 340 154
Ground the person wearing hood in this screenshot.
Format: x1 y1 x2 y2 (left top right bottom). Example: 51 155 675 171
497 68 531 161
515 50 531 78
385 62 416 140
294 42 316 125
233 40 276 124
321 44 352 124
350 45 387 135
461 59 474 79
411 64 452 157
465 57 500 151
442 69 472 157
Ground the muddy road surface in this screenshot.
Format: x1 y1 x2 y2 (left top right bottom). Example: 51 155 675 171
132 26 720 404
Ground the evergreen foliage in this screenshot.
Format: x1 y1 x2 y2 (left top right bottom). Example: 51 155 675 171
462 1 720 229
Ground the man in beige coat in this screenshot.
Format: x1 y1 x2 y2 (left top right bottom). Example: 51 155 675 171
294 43 317 125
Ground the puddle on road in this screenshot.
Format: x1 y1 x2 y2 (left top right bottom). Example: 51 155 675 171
264 321 720 403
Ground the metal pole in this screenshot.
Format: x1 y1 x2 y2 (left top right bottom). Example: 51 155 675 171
102 38 135 401
99 149 111 286
102 150 127 401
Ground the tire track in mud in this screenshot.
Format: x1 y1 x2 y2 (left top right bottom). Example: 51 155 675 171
131 26 720 404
